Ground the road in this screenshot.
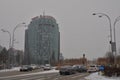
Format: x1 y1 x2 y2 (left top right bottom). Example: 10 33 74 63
0 69 89 80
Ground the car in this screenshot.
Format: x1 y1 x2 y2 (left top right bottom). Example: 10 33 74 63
20 65 33 71
98 65 105 71
30 64 38 70
87 65 99 73
73 65 87 73
43 65 51 70
59 65 75 75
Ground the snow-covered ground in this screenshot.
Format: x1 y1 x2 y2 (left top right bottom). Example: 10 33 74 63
0 67 59 79
0 67 59 74
85 72 120 80
0 67 20 72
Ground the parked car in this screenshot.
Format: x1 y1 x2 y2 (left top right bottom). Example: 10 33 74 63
73 65 87 72
43 66 51 70
30 64 38 70
87 65 99 73
20 65 33 71
59 65 75 75
43 64 52 70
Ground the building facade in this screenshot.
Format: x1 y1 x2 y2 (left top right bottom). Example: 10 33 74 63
24 15 60 65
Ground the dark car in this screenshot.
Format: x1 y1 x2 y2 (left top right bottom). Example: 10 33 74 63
20 65 33 71
73 65 87 73
59 66 75 75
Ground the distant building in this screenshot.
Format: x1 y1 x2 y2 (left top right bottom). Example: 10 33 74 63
24 15 60 65
97 57 110 65
62 58 87 66
8 48 24 66
62 54 87 66
15 50 24 66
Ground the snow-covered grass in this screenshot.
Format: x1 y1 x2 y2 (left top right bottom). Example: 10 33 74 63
0 68 59 79
0 67 20 72
85 72 120 80
0 67 59 73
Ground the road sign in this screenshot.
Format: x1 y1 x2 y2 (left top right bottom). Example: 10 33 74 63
111 42 116 52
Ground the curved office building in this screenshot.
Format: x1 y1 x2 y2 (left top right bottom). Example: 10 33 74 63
24 15 60 65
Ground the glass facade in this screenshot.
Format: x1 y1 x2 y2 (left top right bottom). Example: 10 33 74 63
24 15 60 65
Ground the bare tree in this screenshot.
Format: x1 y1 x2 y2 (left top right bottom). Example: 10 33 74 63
116 55 120 66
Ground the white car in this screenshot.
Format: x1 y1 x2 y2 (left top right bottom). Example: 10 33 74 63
43 64 52 70
87 65 99 73
43 66 51 70
30 64 38 70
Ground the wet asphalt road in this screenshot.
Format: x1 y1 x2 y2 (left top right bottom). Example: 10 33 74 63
0 69 89 80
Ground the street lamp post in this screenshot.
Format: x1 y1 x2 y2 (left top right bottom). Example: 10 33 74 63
11 23 26 66
93 13 120 66
113 16 120 65
1 29 11 48
1 23 26 67
93 13 113 52
11 23 26 48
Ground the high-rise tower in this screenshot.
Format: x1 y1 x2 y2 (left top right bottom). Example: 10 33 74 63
24 15 60 65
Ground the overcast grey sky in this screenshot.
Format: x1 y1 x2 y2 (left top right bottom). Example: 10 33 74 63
0 0 120 60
